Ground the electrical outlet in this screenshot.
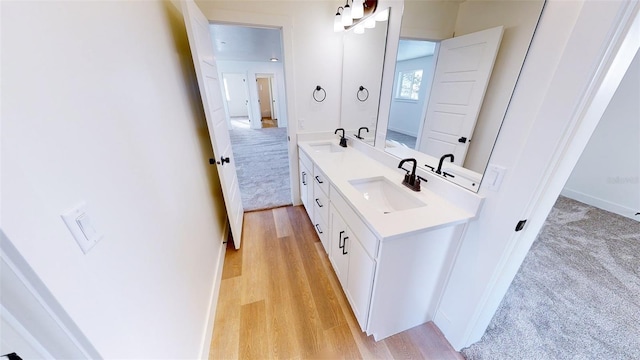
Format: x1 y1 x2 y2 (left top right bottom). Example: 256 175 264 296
298 118 305 130
61 202 103 254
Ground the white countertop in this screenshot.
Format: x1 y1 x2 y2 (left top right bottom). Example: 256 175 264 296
299 140 476 241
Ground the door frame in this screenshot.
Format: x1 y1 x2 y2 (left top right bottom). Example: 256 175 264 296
256 73 277 122
199 8 300 205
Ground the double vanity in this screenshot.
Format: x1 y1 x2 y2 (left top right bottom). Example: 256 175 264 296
292 0 545 344
298 136 480 341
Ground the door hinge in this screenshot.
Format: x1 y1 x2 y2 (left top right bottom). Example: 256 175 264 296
515 219 527 232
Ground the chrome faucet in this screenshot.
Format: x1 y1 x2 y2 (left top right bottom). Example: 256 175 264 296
355 126 369 140
335 128 347 147
398 158 424 192
436 154 455 174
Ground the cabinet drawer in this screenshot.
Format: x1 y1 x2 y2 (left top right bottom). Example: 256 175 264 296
313 181 329 224
330 185 379 259
313 213 329 254
313 165 330 196
299 148 312 172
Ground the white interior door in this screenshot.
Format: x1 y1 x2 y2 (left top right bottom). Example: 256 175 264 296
223 73 250 118
417 26 503 165
182 0 244 249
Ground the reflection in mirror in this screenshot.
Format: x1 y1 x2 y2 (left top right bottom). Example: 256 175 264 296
383 0 545 191
340 9 389 145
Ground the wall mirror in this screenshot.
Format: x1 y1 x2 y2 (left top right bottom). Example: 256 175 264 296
340 8 390 145
381 0 545 192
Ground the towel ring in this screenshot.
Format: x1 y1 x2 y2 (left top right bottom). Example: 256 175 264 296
357 86 369 102
313 85 327 102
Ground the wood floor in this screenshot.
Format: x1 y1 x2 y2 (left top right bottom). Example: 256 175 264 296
209 206 463 359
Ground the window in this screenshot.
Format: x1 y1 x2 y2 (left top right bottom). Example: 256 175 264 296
396 69 423 100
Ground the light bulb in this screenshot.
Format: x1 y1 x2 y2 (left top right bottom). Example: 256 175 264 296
334 12 344 32
342 5 353 26
352 0 364 19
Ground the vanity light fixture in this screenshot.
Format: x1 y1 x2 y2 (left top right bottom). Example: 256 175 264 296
269 57 279 62
352 0 364 19
334 0 377 33
334 7 344 32
342 1 353 26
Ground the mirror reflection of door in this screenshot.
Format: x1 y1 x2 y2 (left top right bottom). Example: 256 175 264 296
256 74 277 128
222 73 252 129
387 26 503 167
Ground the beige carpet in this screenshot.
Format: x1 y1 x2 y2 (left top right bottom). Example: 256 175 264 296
228 126 291 211
462 196 640 359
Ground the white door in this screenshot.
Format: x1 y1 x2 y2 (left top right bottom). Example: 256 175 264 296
417 26 503 165
223 73 250 118
182 0 244 249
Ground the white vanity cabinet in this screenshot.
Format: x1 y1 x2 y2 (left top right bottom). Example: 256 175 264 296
312 165 330 252
299 150 329 253
297 143 475 341
329 190 377 332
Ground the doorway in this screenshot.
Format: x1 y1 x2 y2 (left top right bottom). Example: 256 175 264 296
256 74 278 128
222 73 252 129
209 24 291 212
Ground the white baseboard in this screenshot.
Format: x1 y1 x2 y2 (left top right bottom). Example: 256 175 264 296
199 224 229 359
561 188 639 221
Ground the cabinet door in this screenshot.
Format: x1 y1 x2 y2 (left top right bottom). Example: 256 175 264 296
329 205 349 288
299 161 310 213
345 234 376 331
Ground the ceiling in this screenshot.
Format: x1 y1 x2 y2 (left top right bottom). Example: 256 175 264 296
209 24 283 62
396 39 437 62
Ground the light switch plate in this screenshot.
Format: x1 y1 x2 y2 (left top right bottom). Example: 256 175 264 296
61 202 103 254
485 164 507 191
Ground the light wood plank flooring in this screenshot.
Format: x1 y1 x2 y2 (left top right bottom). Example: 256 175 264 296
210 206 463 359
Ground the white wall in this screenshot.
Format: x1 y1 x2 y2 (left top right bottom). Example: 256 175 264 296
400 0 460 40
1 1 228 358
388 55 434 136
562 50 640 220
216 60 288 127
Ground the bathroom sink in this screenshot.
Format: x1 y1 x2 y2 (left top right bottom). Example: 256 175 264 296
348 176 427 213
309 142 345 153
